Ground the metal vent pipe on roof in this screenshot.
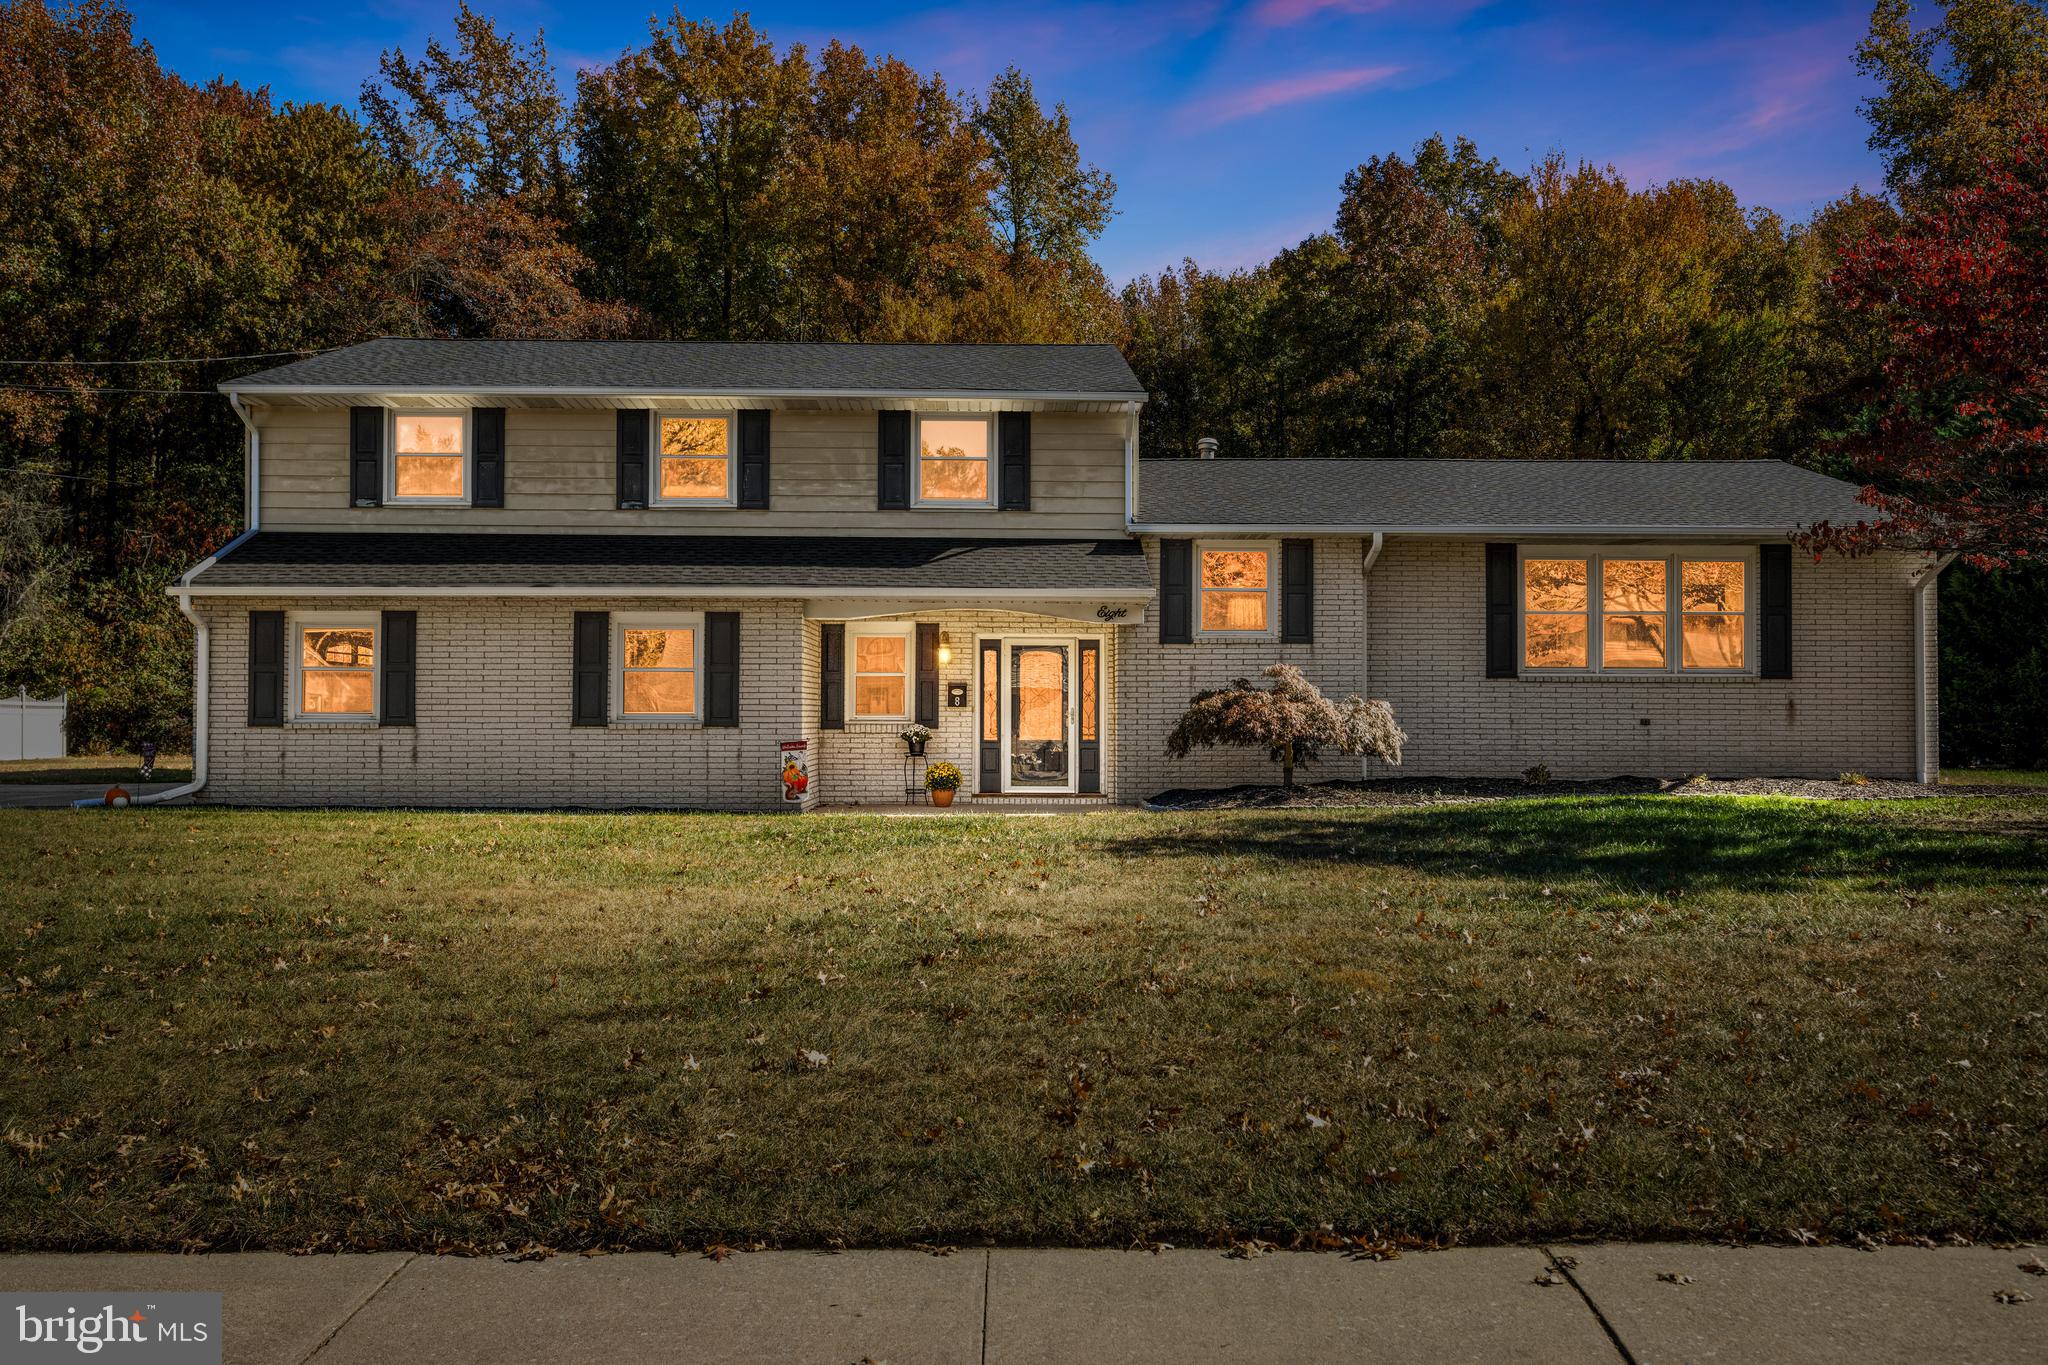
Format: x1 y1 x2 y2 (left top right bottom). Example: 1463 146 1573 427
1197 436 1218 459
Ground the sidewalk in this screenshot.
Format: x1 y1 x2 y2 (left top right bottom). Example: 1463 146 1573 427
0 782 184 808
3 1244 2039 1364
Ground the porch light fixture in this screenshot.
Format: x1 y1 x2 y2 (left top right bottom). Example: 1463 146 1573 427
937 631 952 665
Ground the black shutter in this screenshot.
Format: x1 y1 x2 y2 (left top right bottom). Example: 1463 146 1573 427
616 410 649 509
819 624 846 730
915 623 940 727
248 610 284 727
1485 543 1516 678
1281 539 1314 643
1760 544 1792 678
1159 539 1193 644
380 610 417 726
999 412 1031 510
877 411 911 509
349 407 382 508
1078 639 1101 794
705 612 741 727
979 640 1001 794
572 611 608 726
472 408 505 508
738 410 771 509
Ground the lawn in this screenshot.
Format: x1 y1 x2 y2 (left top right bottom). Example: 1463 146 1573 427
0 754 192 785
2 796 2044 1256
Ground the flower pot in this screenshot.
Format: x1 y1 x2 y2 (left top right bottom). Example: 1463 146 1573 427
906 738 927 756
930 788 955 807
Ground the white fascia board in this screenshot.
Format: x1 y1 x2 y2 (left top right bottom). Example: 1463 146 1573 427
176 583 1158 601
1126 523 1806 538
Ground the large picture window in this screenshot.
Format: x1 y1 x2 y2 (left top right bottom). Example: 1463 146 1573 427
615 616 702 719
914 415 993 506
1197 541 1275 635
654 414 735 505
1521 550 1751 675
390 413 468 503
848 625 913 721
294 617 377 719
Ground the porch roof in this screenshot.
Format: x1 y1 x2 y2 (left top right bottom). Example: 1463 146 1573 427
180 531 1154 599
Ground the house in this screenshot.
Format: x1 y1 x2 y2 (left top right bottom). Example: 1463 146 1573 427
165 337 1942 809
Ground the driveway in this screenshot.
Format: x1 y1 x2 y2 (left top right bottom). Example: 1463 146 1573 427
0 782 186 809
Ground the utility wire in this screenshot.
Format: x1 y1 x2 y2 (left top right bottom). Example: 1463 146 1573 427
0 345 339 366
0 385 224 395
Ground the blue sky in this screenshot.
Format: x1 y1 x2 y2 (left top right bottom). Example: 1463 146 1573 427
130 0 1888 283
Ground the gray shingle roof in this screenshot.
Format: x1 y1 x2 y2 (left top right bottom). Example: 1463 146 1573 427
1136 458 1878 533
226 339 1146 397
187 532 1153 594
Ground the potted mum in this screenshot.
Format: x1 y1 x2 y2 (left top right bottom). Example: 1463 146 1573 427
900 724 933 756
924 761 963 807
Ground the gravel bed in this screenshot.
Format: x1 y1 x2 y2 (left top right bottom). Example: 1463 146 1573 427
1144 774 2037 811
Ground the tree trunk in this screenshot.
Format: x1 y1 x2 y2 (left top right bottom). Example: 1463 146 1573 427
1282 740 1296 789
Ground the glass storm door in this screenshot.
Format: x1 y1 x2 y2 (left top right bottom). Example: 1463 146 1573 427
1007 643 1073 791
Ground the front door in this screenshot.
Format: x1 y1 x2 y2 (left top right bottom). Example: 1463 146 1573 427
1005 640 1074 792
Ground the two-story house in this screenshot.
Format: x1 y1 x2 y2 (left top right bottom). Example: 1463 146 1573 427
162 337 1943 809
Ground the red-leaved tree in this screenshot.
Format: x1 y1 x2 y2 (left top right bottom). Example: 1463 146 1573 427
1804 126 2048 568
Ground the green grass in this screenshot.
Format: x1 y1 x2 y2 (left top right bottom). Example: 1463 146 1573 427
3 796 2044 1255
1944 766 2048 787
0 755 192 785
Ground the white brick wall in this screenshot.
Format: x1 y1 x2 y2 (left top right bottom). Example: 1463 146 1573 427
193 536 1931 807
1115 535 1930 797
198 597 808 808
810 610 1121 805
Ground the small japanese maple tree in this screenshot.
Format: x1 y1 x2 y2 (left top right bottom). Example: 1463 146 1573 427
1165 664 1405 788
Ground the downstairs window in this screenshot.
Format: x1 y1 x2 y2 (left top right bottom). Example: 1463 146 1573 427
1521 551 1752 675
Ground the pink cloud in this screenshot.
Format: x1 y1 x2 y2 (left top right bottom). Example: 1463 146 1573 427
1189 64 1402 126
1250 0 1392 24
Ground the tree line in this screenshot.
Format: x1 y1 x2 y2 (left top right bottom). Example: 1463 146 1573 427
0 0 2042 764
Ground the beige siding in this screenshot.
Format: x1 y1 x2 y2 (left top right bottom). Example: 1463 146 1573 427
1114 535 1926 798
256 406 1127 536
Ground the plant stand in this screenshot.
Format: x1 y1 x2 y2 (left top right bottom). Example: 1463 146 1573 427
902 753 931 805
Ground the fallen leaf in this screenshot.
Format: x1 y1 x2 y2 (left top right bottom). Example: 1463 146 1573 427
1657 1273 1695 1285
1532 1268 1565 1287
1993 1288 2032 1305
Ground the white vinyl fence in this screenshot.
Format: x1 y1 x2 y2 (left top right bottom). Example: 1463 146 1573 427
1 689 67 761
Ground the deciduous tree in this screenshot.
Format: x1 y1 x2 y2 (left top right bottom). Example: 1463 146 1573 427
1166 664 1404 788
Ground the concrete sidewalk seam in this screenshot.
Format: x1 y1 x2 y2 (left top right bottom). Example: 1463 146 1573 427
300 1251 416 1365
979 1248 991 1365
1543 1246 1638 1365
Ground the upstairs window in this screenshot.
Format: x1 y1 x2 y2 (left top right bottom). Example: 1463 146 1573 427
655 414 734 505
616 617 701 719
295 617 377 719
914 415 993 506
390 413 468 503
1522 551 1751 675
1198 542 1274 634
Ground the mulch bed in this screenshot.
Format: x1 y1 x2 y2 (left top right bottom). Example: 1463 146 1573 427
1145 774 2039 811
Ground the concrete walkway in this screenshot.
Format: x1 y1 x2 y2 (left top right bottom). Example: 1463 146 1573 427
3 1244 2039 1364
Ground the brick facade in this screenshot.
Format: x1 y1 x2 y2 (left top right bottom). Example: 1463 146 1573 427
192 538 1930 808
1113 535 1930 795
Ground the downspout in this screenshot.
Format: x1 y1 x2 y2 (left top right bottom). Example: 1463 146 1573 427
84 400 258 808
1123 404 1139 529
1912 551 1958 785
1359 532 1384 780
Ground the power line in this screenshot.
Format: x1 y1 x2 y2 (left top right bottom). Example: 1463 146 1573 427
0 346 340 367
0 385 224 395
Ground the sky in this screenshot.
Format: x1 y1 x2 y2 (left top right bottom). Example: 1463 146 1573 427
127 0 1891 283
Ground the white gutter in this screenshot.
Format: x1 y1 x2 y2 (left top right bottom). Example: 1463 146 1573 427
180 583 1157 601
1913 551 1959 785
1128 523 1822 538
1359 533 1384 781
